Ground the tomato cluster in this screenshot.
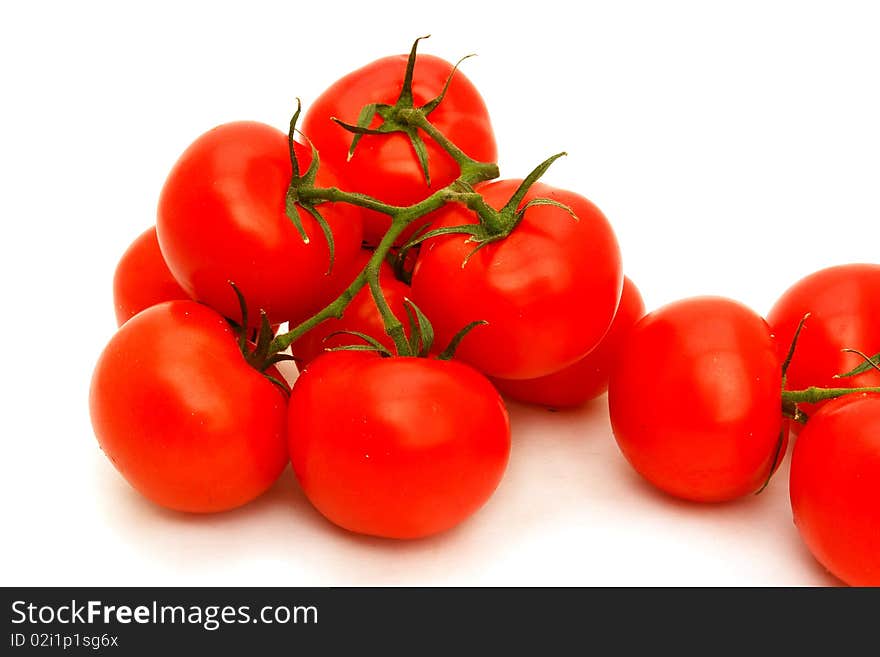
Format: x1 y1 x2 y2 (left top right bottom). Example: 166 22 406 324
91 39 880 585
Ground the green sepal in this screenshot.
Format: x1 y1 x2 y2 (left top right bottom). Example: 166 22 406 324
835 349 880 378
326 344 391 355
250 311 275 368
500 152 568 216
461 237 503 268
228 281 249 353
337 103 384 159
755 427 786 495
325 330 393 358
437 320 488 360
517 197 578 222
264 374 290 397
288 98 303 178
781 313 810 381
406 127 432 187
397 35 431 107
263 353 296 370
421 53 476 115
402 298 435 357
301 203 336 274
400 223 481 252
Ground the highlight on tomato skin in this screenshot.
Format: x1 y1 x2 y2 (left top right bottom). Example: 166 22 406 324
156 121 364 328
491 276 645 408
789 392 880 586
607 296 784 503
287 350 511 540
112 225 190 326
90 300 290 514
767 263 880 427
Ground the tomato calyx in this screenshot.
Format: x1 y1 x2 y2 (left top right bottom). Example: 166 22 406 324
330 35 477 187
228 282 293 393
323 294 487 360
778 314 880 424
281 99 340 275
399 152 576 267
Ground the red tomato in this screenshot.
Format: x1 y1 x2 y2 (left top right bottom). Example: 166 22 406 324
767 264 880 422
288 351 510 539
608 296 784 502
89 301 289 513
790 393 880 586
113 226 190 326
290 251 410 366
157 121 363 327
492 276 645 408
409 180 622 380
303 53 497 245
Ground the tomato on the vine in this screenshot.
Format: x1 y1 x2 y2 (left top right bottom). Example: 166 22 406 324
288 351 510 539
410 180 622 380
790 392 880 586
89 301 289 513
290 251 411 367
608 296 784 502
767 264 880 422
303 53 497 245
157 121 363 327
113 226 190 326
492 276 644 408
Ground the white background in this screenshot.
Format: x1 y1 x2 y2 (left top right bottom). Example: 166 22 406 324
3 0 878 586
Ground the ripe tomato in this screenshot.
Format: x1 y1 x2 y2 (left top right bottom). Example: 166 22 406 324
303 53 497 245
290 251 410 367
409 180 622 380
492 276 645 408
608 296 784 502
288 351 510 539
113 226 190 326
767 264 880 422
157 121 363 327
89 301 289 513
790 393 880 586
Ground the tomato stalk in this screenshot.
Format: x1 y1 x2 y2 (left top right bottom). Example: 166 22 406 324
782 386 880 406
270 170 495 357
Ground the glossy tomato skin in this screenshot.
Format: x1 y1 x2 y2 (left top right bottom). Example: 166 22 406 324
492 276 645 408
90 301 289 513
303 54 497 245
288 352 510 539
608 296 784 502
157 122 363 327
790 393 880 586
410 180 622 380
113 226 190 326
767 264 880 422
290 252 410 367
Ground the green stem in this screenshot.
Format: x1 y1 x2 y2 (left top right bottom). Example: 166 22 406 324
397 109 499 182
298 186 404 216
365 218 411 356
782 386 880 405
270 167 498 358
268 271 367 354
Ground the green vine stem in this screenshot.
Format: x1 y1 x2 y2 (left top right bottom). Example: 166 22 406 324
269 152 497 357
782 386 880 406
